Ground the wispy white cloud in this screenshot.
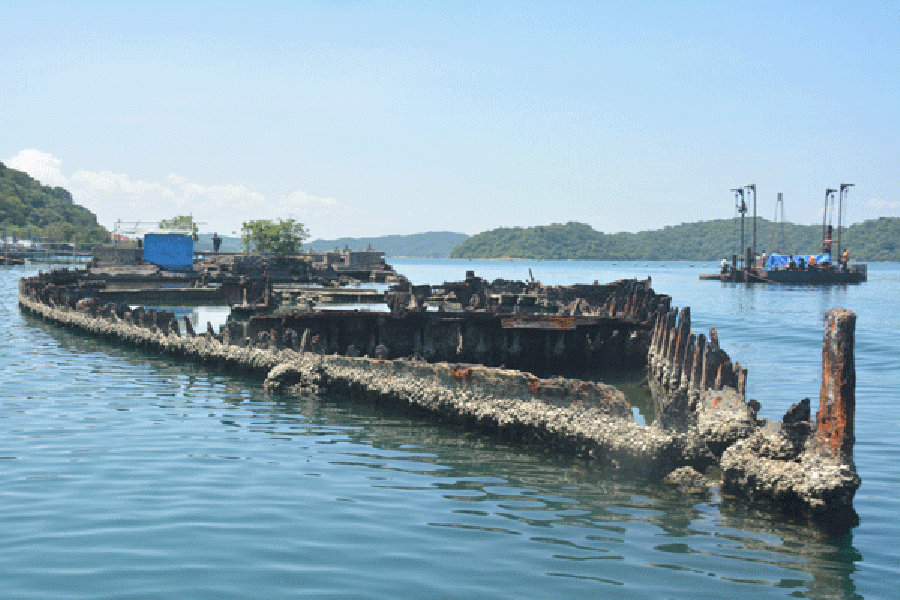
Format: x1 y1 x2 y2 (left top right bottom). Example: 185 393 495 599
271 190 376 239
180 182 265 210
867 198 900 210
71 170 171 198
279 190 341 209
4 149 344 235
5 148 69 187
167 172 187 185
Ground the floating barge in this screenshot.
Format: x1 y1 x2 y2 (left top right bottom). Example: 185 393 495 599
700 263 867 284
701 185 867 285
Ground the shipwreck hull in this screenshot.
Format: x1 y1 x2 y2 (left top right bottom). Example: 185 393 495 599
245 310 650 377
17 270 860 520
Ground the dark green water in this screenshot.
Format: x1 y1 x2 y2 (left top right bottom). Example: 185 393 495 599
2 261 897 599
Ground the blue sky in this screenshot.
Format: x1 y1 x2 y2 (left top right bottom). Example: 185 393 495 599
2 1 897 239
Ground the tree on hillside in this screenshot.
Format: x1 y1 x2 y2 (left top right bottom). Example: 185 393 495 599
159 215 199 240
43 222 77 243
0 195 29 226
241 219 309 254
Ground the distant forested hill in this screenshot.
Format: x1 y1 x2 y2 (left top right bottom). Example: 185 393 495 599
0 161 109 243
195 231 469 256
450 219 900 262
308 231 469 258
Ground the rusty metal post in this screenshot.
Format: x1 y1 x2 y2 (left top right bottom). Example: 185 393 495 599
816 308 857 457
651 312 663 356
700 342 713 390
658 312 669 358
661 310 675 360
680 333 695 390
672 309 689 382
650 312 661 358
718 352 734 389
701 327 720 390
624 291 634 318
183 316 195 337
690 333 706 390
734 363 747 399
659 294 671 315
666 308 682 363
300 328 311 352
708 326 719 352
659 310 670 360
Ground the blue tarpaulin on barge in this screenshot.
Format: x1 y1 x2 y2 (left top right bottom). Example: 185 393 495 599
765 253 831 269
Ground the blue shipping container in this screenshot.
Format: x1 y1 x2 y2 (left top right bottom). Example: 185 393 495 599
143 234 193 271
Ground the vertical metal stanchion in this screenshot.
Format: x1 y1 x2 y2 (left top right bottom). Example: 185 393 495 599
731 188 746 270
837 184 854 269
745 184 756 268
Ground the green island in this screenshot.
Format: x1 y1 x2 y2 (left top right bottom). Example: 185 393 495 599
450 220 900 262
307 232 469 258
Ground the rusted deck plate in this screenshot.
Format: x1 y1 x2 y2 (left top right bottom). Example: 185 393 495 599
501 315 577 330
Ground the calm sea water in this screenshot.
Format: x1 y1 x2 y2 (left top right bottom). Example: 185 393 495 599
2 260 898 599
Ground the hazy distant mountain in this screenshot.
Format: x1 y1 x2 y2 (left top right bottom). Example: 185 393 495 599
307 231 469 258
195 231 469 258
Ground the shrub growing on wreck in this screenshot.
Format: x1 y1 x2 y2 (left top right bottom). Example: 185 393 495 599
241 218 309 254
